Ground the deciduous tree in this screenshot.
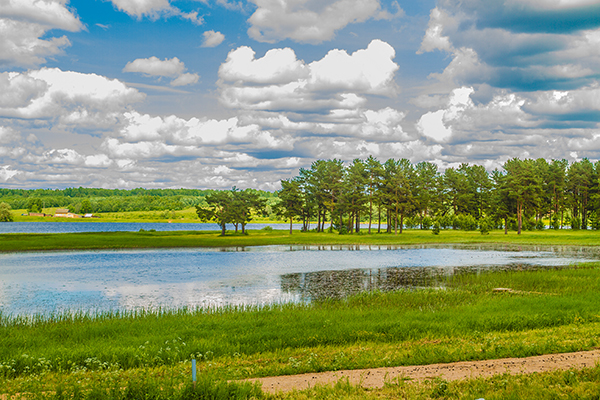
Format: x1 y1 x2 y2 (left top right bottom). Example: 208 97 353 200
0 202 13 222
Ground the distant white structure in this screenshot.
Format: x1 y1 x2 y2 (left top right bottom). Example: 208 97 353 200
54 209 82 218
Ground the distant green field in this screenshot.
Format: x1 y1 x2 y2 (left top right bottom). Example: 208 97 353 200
9 208 280 224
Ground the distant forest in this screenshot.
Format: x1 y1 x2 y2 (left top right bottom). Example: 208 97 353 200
2 157 599 234
274 157 599 234
0 187 277 215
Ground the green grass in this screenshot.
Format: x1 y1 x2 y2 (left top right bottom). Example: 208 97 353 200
18 367 600 400
2 228 600 252
3 263 600 397
275 367 600 399
10 208 280 224
17 376 265 400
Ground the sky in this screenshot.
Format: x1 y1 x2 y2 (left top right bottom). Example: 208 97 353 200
1 0 600 190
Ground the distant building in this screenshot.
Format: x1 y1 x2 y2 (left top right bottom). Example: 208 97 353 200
28 212 50 217
54 209 70 217
54 209 82 218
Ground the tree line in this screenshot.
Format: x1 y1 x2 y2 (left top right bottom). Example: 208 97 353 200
0 187 277 214
274 157 600 235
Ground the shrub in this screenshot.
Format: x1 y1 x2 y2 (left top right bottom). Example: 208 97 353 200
551 214 560 230
421 216 432 230
479 218 491 235
523 217 536 231
571 216 581 230
431 220 440 235
535 218 545 230
0 202 13 222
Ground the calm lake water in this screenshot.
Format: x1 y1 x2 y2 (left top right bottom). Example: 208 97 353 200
0 221 302 234
0 245 597 317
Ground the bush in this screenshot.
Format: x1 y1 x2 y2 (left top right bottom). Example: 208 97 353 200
431 220 440 235
591 213 600 230
438 215 452 229
479 217 491 235
403 216 419 229
0 202 13 222
523 217 536 231
571 216 581 230
551 213 560 230
454 214 478 231
421 216 432 230
535 218 545 230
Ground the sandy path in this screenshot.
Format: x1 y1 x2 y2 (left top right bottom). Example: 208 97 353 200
247 350 600 393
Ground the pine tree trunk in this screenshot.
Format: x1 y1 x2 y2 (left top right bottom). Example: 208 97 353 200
517 202 522 235
368 196 372 234
317 211 322 232
400 214 404 234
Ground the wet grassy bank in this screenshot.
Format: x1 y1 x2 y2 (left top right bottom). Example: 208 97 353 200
2 228 600 252
2 263 600 397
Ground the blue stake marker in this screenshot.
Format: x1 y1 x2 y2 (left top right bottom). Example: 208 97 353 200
192 359 197 388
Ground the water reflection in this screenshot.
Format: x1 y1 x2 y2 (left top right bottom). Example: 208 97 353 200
280 263 568 302
0 244 598 316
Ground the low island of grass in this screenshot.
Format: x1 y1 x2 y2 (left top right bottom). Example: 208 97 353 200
2 227 600 253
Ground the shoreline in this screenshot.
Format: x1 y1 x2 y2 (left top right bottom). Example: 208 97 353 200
2 229 600 253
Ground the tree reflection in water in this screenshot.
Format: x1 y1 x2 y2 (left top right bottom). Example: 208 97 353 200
280 264 561 302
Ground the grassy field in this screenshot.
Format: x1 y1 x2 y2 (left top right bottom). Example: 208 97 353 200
2 228 600 252
9 208 278 223
2 263 600 398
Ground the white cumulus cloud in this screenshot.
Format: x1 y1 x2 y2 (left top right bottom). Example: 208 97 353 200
0 0 83 66
110 0 171 18
110 0 203 23
202 30 225 47
219 40 398 112
124 56 185 77
247 0 384 44
219 47 308 85
0 68 144 127
417 87 475 143
124 56 199 86
0 165 19 182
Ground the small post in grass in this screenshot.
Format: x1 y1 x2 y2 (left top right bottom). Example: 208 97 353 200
192 359 197 390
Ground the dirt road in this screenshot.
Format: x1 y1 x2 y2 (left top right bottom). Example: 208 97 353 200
247 350 600 393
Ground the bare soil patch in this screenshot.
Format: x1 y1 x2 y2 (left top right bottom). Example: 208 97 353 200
247 350 600 393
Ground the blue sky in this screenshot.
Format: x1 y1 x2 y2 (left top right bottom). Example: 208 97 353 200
1 0 600 190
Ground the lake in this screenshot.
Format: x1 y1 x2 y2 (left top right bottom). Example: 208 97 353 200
0 244 597 317
0 221 303 234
